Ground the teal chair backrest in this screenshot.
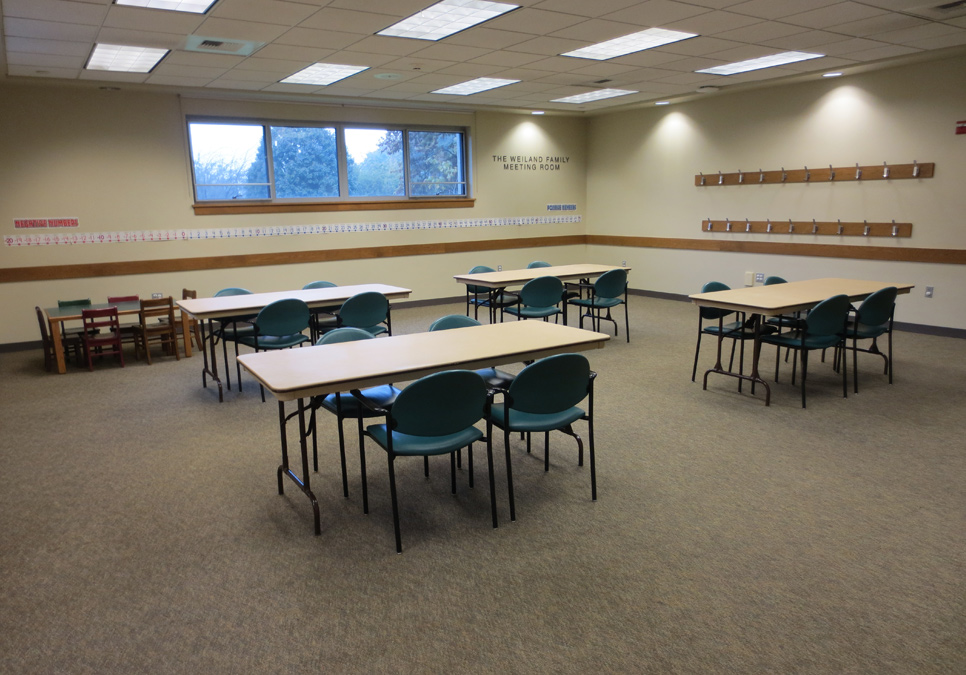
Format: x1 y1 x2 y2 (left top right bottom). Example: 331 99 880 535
255 298 310 337
527 261 551 268
340 292 389 328
508 353 590 415
390 371 487 437
594 268 627 299
763 276 787 285
316 327 373 345
429 314 481 331
303 280 336 290
698 281 734 321
58 298 92 307
856 287 897 327
467 265 494 295
215 287 252 297
805 294 850 336
519 276 563 308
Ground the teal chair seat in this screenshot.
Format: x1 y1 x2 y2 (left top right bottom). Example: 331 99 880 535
487 404 585 433
366 425 483 456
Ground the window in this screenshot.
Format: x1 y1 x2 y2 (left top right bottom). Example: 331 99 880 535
187 118 469 203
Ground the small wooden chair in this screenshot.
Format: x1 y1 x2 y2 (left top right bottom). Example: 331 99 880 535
133 297 181 364
107 295 140 347
80 307 125 371
36 306 82 371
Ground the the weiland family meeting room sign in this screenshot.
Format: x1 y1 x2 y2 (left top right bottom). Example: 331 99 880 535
493 155 570 171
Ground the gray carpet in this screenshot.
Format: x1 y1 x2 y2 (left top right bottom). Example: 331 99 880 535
1 297 964 674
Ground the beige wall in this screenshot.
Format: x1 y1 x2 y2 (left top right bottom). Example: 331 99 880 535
0 85 587 344
586 52 966 330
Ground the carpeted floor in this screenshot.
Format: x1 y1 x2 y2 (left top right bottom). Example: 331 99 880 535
1 297 964 674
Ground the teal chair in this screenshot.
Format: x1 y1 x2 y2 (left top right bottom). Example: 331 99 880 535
465 265 518 323
846 286 898 393
213 287 256 391
691 281 773 389
303 280 339 341
236 298 311 401
504 276 563 322
362 370 495 553
428 314 515 390
338 291 391 336
527 261 551 268
758 294 851 408
486 353 596 522
311 327 400 508
567 268 629 342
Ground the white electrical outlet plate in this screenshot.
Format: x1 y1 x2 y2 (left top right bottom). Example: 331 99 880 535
925 286 934 298
497 265 502 271
152 292 163 299
755 272 765 283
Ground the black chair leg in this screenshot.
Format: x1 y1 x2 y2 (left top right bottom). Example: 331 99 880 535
387 455 402 553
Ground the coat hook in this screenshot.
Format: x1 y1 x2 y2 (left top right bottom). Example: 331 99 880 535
700 172 706 186
855 163 862 180
882 161 889 178
758 168 764 183
738 169 743 184
718 171 723 185
804 166 810 181
829 164 835 181
912 160 920 177
726 218 732 232
789 218 795 233
781 167 786 182
745 218 751 232
837 219 843 235
812 219 818 234
766 218 773 233
707 218 713 231
863 220 870 236
892 219 899 237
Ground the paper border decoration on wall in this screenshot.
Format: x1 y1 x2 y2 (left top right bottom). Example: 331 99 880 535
4 214 581 247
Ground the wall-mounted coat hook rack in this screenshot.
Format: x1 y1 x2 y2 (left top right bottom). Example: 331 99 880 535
694 161 933 186
700 219 913 237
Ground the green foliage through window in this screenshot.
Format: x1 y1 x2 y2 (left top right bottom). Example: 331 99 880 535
188 119 468 202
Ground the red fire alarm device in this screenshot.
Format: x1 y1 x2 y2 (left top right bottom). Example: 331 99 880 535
957 120 966 135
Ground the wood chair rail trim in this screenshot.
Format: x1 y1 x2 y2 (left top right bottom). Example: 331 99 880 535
2 234 963 284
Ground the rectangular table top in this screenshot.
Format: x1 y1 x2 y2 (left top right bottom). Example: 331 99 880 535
177 284 412 321
45 300 143 321
453 263 628 289
689 277 914 316
238 320 610 401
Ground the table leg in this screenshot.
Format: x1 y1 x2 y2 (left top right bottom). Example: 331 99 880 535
276 399 321 535
50 317 67 374
199 318 224 402
702 314 771 405
180 310 193 357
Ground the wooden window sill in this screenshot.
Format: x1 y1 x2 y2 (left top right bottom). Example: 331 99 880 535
192 198 475 216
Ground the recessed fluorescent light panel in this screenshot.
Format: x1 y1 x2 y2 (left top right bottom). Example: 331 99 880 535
114 0 217 13
378 0 519 41
696 51 823 75
432 77 519 95
551 88 637 104
86 43 169 73
281 63 369 86
562 28 697 61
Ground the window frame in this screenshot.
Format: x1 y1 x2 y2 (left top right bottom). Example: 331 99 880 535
186 115 473 211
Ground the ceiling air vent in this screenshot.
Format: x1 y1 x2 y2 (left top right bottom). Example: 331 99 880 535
904 1 966 20
183 35 265 56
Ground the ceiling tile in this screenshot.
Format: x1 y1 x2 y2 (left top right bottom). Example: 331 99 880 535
297 7 396 34
665 10 764 35
531 0 642 17
832 13 928 37
600 1 711 27
783 2 889 30
727 0 840 21
504 36 589 56
274 27 364 51
445 27 533 50
469 50 547 67
484 8 587 35
7 51 87 69
3 0 108 25
195 17 291 43
407 43 493 62
3 36 92 57
4 17 99 42
210 0 321 26
104 6 205 33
